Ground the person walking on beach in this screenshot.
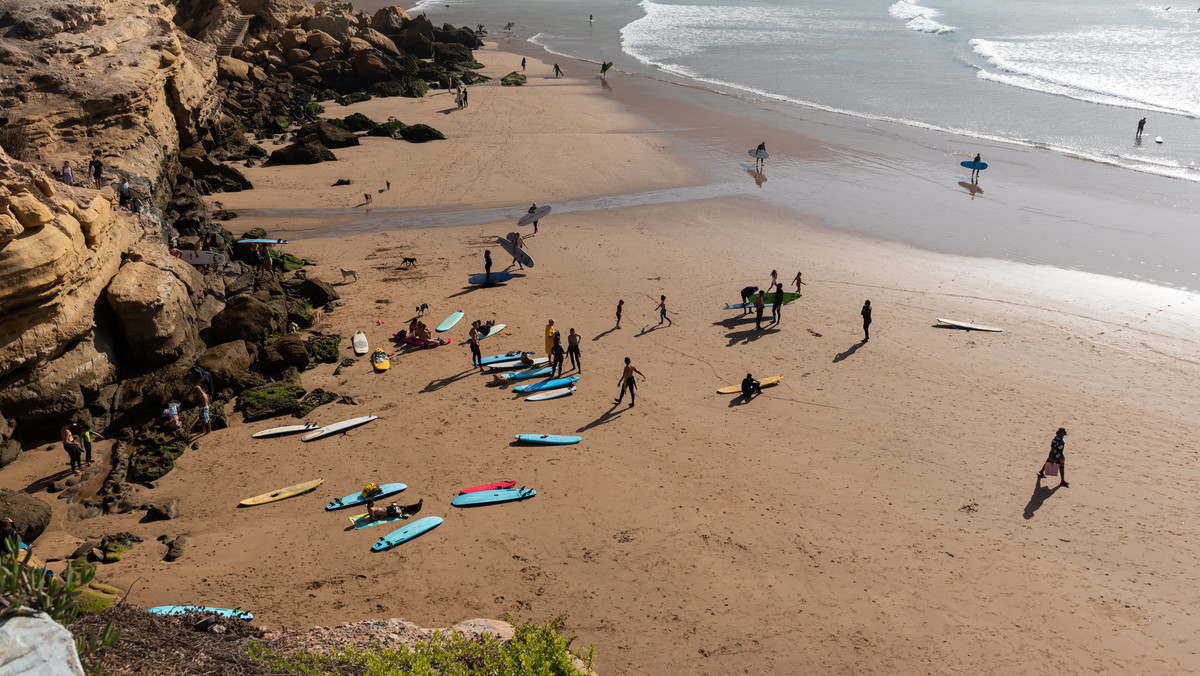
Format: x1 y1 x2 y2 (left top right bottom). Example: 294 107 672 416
613 356 645 407
861 299 872 343
1037 428 1069 488
754 290 765 330
508 232 527 270
615 299 624 329
194 385 211 435
521 57 526 71
792 270 806 295
527 203 540 234
755 141 766 171
88 152 103 189
483 249 493 285
551 332 566 376
61 161 73 186
567 327 581 372
1136 117 1146 139
60 419 83 475
770 283 784 324
553 63 563 78
768 269 778 292
469 321 483 368
655 295 672 326
544 319 557 357
970 153 982 183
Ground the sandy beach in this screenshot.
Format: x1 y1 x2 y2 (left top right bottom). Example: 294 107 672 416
7 44 1200 674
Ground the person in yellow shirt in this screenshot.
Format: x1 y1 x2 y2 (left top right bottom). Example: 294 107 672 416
544 319 556 357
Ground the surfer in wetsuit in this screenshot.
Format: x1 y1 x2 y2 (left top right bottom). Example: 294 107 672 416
509 232 526 270
740 286 759 315
770 283 785 324
861 300 872 343
741 373 762 398
971 153 982 183
528 203 540 233
553 64 562 78
1136 117 1146 140
755 142 766 171
614 357 645 407
483 249 493 284
469 321 483 368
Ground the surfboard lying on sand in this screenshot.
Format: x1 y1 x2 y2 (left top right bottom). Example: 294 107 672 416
372 516 443 552
518 205 552 226
494 366 554 381
468 271 514 285
513 376 579 393
176 250 226 265
326 482 407 511
239 479 323 506
497 237 535 268
352 331 369 355
437 311 464 332
372 348 390 371
935 318 1003 332
251 422 320 438
723 292 801 310
148 606 253 621
515 434 581 445
960 160 988 171
236 238 289 245
748 148 769 160
301 415 379 441
478 323 506 340
461 479 517 494
717 375 783 394
486 356 549 370
452 487 536 507
526 386 576 401
479 350 530 366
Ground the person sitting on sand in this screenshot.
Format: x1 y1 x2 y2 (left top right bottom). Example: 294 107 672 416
409 318 420 336
365 498 423 522
742 373 762 398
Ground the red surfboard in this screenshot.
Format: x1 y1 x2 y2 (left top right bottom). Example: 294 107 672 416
460 479 516 494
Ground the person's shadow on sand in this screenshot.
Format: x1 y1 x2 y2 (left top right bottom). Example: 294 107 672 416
420 369 475 393
576 403 627 433
25 468 75 494
1023 480 1064 519
728 392 756 407
592 326 619 341
725 327 779 346
833 342 864 363
635 324 667 337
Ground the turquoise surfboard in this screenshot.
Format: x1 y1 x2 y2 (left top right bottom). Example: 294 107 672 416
452 487 537 507
513 376 579 393
479 350 530 366
496 366 553 381
515 434 581 445
436 311 464 332
960 160 988 171
325 482 407 511
148 606 253 621
372 516 443 552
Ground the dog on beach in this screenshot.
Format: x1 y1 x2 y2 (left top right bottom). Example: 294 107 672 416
400 257 417 268
415 303 428 316
363 193 372 204
340 268 358 283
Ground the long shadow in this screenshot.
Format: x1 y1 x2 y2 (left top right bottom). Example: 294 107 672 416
727 393 756 407
832 341 864 363
24 469 74 494
448 284 500 299
725 327 779 346
636 323 669 337
421 369 475 393
713 315 755 329
747 169 767 188
576 403 627 433
592 326 619 342
1023 480 1062 520
438 107 459 115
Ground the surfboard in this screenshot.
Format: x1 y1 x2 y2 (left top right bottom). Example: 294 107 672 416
436 311 464 332
717 375 783 394
468 271 514 285
494 366 554 381
525 386 576 401
496 236 535 268
235 239 289 245
514 434 581 445
518 205 552 226
452 487 536 507
461 479 517 494
372 348 390 371
513 376 579 393
148 606 253 621
347 504 421 528
478 323 506 341
960 160 988 171
372 516 443 552
723 292 801 310
251 422 320 438
400 334 450 348
748 148 769 160
1155 136 1164 144
485 356 549 370
601 61 613 74
352 331 369 355
239 478 323 506
176 250 226 266
479 350 530 366
301 415 379 441
325 482 407 511
935 318 1003 332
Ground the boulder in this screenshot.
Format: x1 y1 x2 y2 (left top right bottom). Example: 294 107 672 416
434 24 481 48
105 261 199 368
350 49 416 82
310 45 339 62
398 123 445 143
305 29 340 50
285 48 312 64
0 489 52 543
268 139 336 165
262 334 310 371
217 56 251 82
297 276 340 305
0 612 86 675
433 42 473 67
210 294 278 344
143 500 177 521
296 120 359 148
397 30 432 59
371 6 411 35
357 28 399 56
7 192 54 229
345 37 372 53
306 13 357 42
196 341 263 391
280 28 308 51
163 534 189 561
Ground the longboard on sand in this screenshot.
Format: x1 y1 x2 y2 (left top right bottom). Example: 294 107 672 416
239 479 323 506
723 292 801 310
372 348 390 371
960 160 988 171
748 148 769 160
525 386 576 401
485 356 549 370
451 487 536 507
148 606 253 621
236 239 288 245
494 366 554 382
468 271 514 285
352 331 369 355
479 350 530 366
372 516 443 552
436 311 464 332
496 237 535 268
513 376 579 393
176 250 226 266
460 479 517 494
301 415 379 441
514 434 581 445
326 482 407 511
251 422 319 439
478 323 506 341
935 318 1003 332
518 205 552 226
717 375 783 394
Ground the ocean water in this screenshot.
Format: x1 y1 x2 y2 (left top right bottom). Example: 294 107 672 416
386 0 1200 183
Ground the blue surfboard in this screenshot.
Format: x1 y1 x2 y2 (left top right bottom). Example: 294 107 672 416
148 606 253 621
468 271 514 285
452 487 537 507
235 239 289 245
496 366 554 381
960 160 988 171
372 516 443 552
479 350 531 366
513 376 579 393
325 482 407 511
515 434 581 445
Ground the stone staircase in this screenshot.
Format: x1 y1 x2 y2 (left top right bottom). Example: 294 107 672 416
215 14 254 57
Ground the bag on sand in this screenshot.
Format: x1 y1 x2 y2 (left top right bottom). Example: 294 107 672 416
1043 461 1059 477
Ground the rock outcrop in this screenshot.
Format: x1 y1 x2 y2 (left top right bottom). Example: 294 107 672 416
0 488 52 542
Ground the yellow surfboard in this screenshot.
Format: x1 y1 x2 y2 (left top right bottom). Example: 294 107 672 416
716 375 782 394
372 348 390 372
239 479 323 506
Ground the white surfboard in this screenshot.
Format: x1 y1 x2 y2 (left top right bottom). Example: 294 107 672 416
486 356 549 370
496 237 534 268
251 422 320 439
518 205 551 227
301 415 378 442
936 318 1002 333
478 323 506 340
1155 136 1164 144
352 331 369 355
177 250 226 266
748 148 769 160
525 386 576 402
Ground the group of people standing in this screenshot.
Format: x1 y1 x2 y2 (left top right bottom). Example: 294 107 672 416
544 319 582 376
59 151 143 212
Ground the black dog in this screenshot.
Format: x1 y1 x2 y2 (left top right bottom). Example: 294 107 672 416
415 303 428 316
401 257 417 268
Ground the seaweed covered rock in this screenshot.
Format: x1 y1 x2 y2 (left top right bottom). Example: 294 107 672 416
306 333 342 363
501 71 527 86
340 112 378 132
398 123 445 143
367 119 406 137
128 436 187 483
296 120 360 149
92 532 143 564
261 335 311 372
268 138 337 165
236 381 307 422
297 276 340 305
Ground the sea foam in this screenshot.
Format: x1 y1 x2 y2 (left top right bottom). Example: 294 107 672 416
887 0 955 34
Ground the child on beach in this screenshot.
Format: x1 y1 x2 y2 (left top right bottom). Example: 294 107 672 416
655 295 672 326
544 319 556 357
61 161 73 186
792 271 805 294
80 422 102 467
615 300 623 329
551 332 566 377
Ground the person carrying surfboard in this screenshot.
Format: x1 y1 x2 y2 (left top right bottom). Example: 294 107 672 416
614 357 645 407
971 153 982 183
528 203 540 233
508 232 527 270
755 142 766 171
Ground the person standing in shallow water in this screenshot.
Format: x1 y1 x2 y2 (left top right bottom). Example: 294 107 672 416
861 300 871 342
1037 428 1069 487
755 141 766 171
1136 117 1146 139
